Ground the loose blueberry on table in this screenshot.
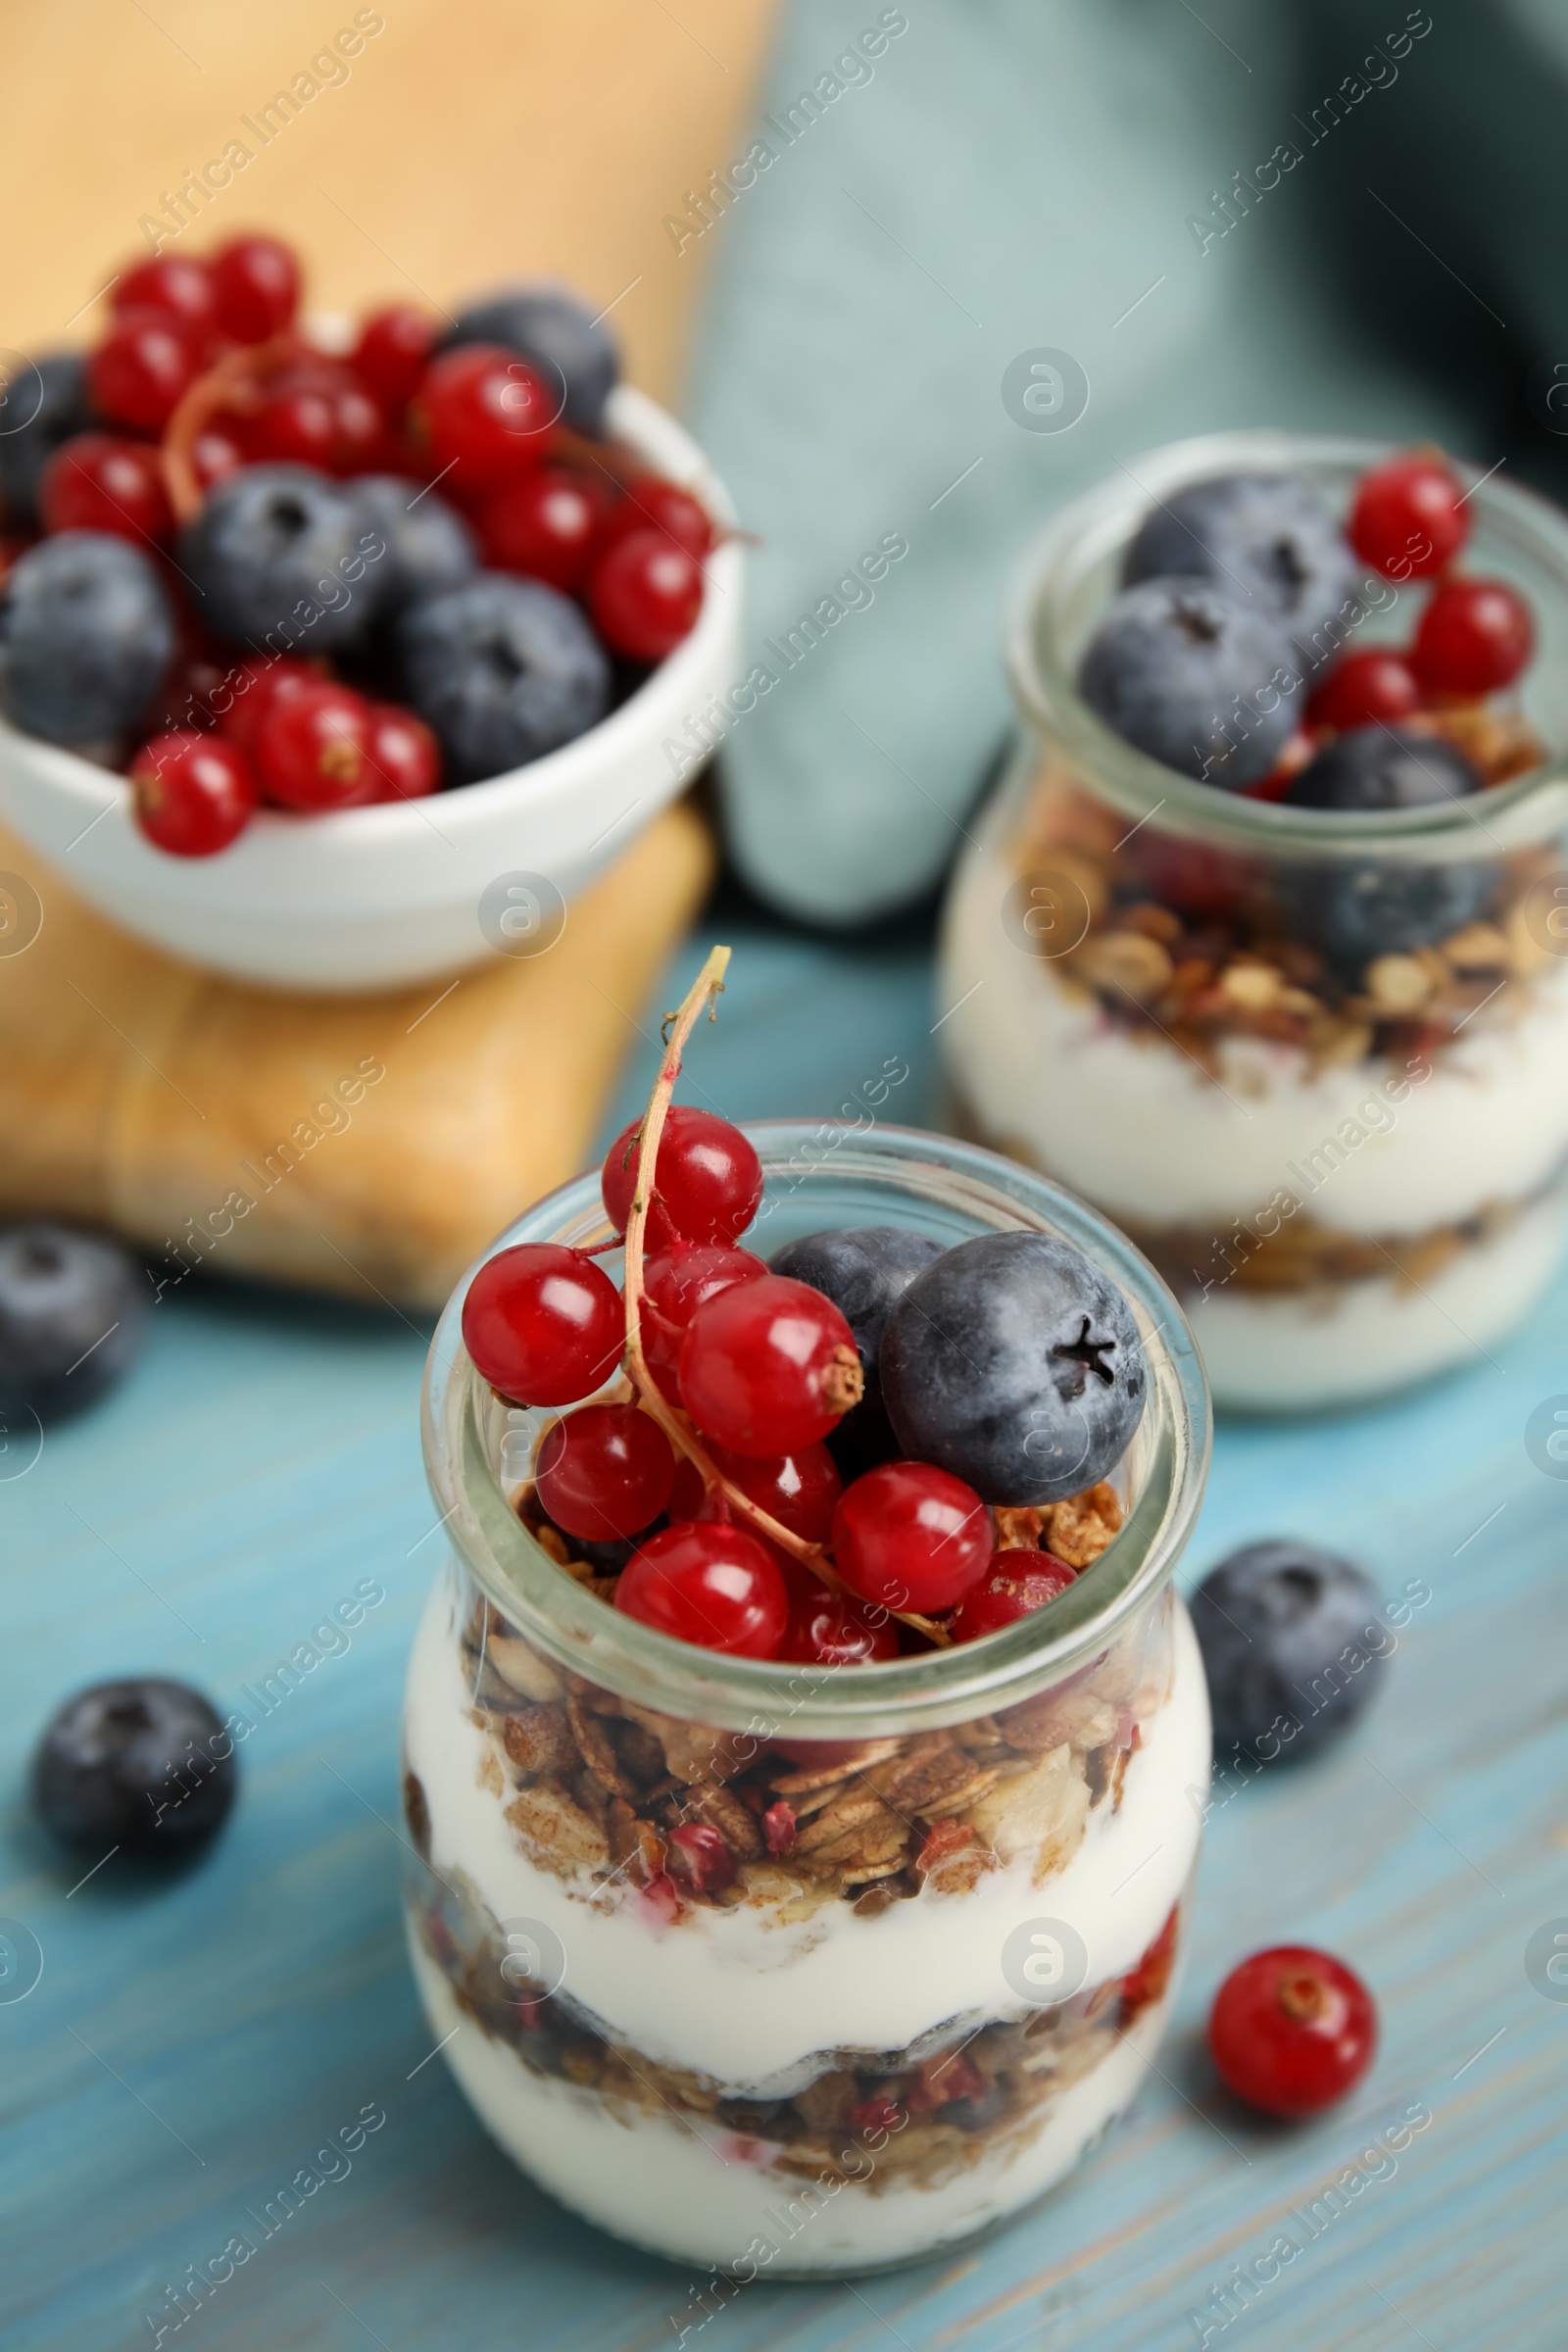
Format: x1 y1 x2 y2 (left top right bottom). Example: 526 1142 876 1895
32 1677 236 1859
0 231 723 855
1192 1540 1389 1764
0 1220 147 1422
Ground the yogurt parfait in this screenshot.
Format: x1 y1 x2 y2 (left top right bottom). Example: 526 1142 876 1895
402 949 1210 2274
940 432 1568 1409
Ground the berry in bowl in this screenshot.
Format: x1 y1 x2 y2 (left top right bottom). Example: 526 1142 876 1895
939 430 1568 1410
402 948 1210 2274
0 236 741 991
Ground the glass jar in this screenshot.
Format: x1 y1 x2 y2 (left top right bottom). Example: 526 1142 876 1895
402 1123 1209 2277
939 430 1568 1411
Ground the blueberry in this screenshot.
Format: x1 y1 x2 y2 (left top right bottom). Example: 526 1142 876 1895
181 465 384 653
1122 472 1361 672
1281 858 1498 986
1284 724 1482 812
0 533 173 745
769 1227 946 1397
1192 1540 1388 1764
880 1232 1147 1505
0 1221 147 1423
31 1679 235 1856
349 474 478 615
396 573 610 781
441 286 618 435
0 353 94 528
1078 579 1299 788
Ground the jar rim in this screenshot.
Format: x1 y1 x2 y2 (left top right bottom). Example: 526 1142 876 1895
1004 425 1568 855
420 1121 1211 1738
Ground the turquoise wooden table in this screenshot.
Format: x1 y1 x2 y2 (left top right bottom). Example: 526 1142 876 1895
3 915 1565 2352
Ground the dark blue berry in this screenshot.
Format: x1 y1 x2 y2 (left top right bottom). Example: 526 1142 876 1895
348 474 477 614
1284 724 1482 811
1192 1541 1388 1764
396 573 610 781
441 286 618 435
1078 579 1299 788
0 1222 147 1422
32 1679 235 1856
181 465 384 652
1122 472 1361 672
0 353 95 528
769 1227 945 1396
0 533 173 744
880 1232 1147 1505
1282 857 1497 985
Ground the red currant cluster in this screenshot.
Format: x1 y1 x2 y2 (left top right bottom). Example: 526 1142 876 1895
460 951 1082 1665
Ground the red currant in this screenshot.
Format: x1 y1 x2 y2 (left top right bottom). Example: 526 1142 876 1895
614 1521 788 1656
602 1105 762 1251
668 1437 840 1544
114 254 220 335
39 433 173 544
211 235 301 343
353 305 438 411
365 702 442 800
781 1584 898 1665
590 528 704 662
1411 576 1533 696
463 1243 623 1406
255 681 379 810
641 1245 766 1394
216 657 317 757
190 420 250 492
1120 1904 1180 2024
1348 454 1467 581
417 344 556 489
1209 1946 1376 2118
245 360 387 476
90 311 209 432
129 731 256 857
608 476 714 558
1122 829 1257 920
535 1402 675 1541
1305 649 1422 734
479 466 612 593
679 1276 861 1457
667 1821 735 1892
147 648 229 736
949 1551 1076 1642
832 1462 991 1613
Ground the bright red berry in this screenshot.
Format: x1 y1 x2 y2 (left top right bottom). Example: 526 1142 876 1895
353 305 439 410
1305 648 1422 734
641 1245 767 1395
463 1243 623 1407
832 1462 992 1613
113 255 220 334
190 420 251 492
590 528 704 662
669 1438 840 1545
667 1821 735 1893
1411 576 1534 696
949 1551 1076 1642
608 476 714 558
1348 455 1468 581
211 235 301 343
255 680 379 810
1209 1946 1377 2118
781 1584 898 1665
479 466 612 593
39 433 173 544
216 656 318 757
761 1799 797 1852
129 731 256 857
365 702 442 800
535 1402 675 1541
1120 1904 1180 2024
245 360 387 476
680 1275 862 1457
614 1520 788 1656
417 344 556 488
603 1106 762 1251
89 311 209 432
147 649 229 736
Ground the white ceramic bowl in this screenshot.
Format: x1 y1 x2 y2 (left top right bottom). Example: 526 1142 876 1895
0 387 741 994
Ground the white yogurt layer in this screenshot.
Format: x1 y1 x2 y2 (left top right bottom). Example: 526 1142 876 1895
941 821 1568 1237
410 1934 1174 2275
403 1585 1209 2089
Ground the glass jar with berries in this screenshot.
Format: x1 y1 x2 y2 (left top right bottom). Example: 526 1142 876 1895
402 948 1210 2276
938 430 1568 1411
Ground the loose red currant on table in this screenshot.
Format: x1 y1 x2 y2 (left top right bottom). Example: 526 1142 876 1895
603 1106 763 1251
605 476 714 558
1348 454 1468 581
255 681 379 810
949 1551 1076 1642
1305 648 1422 734
641 1244 766 1394
535 1403 675 1541
1411 576 1534 696
113 254 220 333
364 703 442 801
782 1584 898 1666
614 1521 788 1656
591 528 704 662
129 731 256 857
211 234 301 343
417 344 556 488
89 311 209 432
479 466 612 593
668 1436 840 1544
39 433 174 544
216 656 317 756
353 304 438 410
833 1462 992 1613
680 1276 862 1457
1209 1946 1377 2118
463 1243 623 1406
